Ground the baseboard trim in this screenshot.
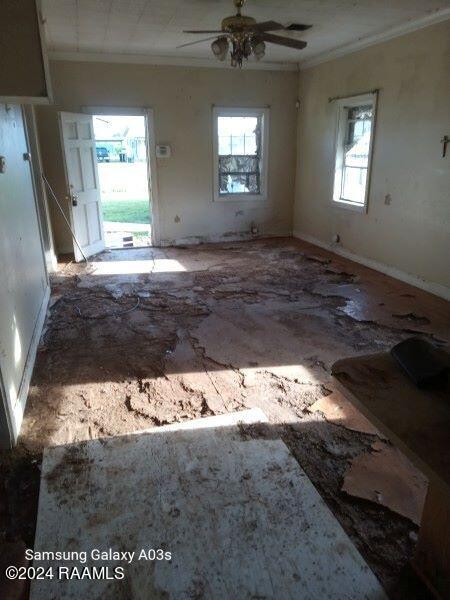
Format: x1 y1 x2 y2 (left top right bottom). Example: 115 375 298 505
160 230 293 247
293 231 450 302
9 285 51 445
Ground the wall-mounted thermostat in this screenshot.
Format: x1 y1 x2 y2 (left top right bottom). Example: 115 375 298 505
156 144 171 158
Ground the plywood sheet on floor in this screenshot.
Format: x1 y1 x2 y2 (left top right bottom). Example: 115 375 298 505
342 441 428 525
32 409 385 599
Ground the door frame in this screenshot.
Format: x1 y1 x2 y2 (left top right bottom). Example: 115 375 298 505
82 106 161 247
23 105 58 272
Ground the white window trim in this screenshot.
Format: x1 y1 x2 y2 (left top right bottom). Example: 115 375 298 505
331 92 378 213
212 106 269 202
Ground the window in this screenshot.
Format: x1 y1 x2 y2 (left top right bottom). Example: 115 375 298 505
332 93 377 211
213 107 269 201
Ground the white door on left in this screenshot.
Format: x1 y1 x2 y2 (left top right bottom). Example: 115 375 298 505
59 112 105 261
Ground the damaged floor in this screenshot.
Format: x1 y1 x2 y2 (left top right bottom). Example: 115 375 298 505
32 409 386 599
2 237 449 597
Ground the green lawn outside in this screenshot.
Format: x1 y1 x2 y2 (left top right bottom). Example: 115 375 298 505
101 199 151 224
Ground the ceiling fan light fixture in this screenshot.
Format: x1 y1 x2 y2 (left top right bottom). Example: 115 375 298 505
252 37 265 60
211 36 229 61
184 0 308 68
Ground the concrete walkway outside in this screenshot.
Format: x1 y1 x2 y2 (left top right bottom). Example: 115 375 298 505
103 222 151 248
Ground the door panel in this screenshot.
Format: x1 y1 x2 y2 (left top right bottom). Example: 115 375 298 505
86 202 102 242
59 112 105 261
68 147 83 191
80 147 97 190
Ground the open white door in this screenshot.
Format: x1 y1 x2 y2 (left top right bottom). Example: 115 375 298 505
59 112 105 261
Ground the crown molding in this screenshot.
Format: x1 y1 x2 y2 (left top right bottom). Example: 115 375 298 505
299 8 450 70
48 51 299 72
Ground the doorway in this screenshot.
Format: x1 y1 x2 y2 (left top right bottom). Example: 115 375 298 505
93 114 152 249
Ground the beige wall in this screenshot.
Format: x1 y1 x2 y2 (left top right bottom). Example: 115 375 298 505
36 61 298 252
294 20 450 294
0 0 51 102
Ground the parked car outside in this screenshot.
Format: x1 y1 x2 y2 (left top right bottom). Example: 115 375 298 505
96 146 110 162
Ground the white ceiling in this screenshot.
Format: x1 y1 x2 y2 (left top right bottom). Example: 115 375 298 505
41 0 450 66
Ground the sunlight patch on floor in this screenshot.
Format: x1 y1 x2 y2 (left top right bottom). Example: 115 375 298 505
89 258 186 275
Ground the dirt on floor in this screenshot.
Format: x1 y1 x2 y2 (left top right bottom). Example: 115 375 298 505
2 237 448 598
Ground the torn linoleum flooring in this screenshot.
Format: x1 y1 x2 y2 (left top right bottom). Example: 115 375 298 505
6 239 450 596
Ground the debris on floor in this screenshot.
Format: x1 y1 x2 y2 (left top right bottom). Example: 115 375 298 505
308 388 382 436
2 238 449 597
0 539 29 600
342 441 428 525
32 409 386 599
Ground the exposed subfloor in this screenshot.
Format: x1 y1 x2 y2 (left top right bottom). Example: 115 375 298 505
2 237 449 598
31 409 386 599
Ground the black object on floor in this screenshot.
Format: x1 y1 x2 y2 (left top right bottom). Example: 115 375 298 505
391 337 450 389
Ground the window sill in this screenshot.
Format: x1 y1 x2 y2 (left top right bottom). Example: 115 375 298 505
214 194 267 203
332 198 367 213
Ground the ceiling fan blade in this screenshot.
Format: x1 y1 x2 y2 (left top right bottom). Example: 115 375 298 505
183 30 223 34
262 33 307 50
286 24 312 32
248 20 285 32
177 36 220 49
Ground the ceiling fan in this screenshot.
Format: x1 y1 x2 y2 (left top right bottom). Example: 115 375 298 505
177 0 311 67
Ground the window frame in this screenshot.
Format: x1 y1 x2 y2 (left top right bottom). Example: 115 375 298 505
212 106 269 203
331 93 378 213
